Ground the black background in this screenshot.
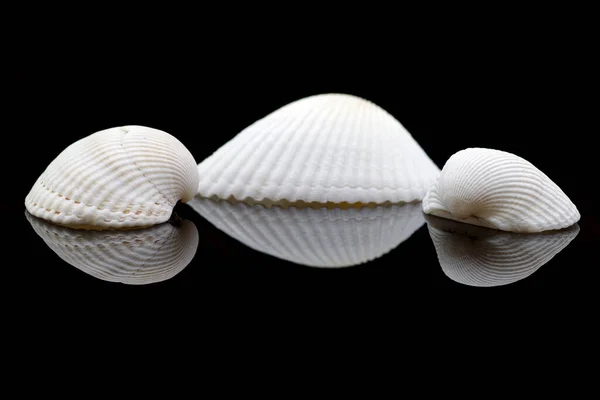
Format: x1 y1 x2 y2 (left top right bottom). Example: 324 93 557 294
6 14 598 324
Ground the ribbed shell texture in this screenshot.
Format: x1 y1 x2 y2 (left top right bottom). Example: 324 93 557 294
423 148 580 232
197 94 440 204
25 125 199 230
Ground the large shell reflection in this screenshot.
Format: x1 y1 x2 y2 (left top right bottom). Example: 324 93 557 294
26 211 199 284
425 214 579 287
188 198 425 268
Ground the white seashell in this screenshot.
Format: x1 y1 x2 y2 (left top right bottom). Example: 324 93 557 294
26 211 199 285
422 148 580 233
426 214 579 287
187 198 425 268
197 93 440 205
25 125 199 230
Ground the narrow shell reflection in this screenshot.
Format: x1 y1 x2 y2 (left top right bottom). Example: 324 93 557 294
425 214 579 287
188 198 425 268
25 211 199 285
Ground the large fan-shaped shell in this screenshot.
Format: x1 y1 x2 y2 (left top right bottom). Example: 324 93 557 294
25 125 199 230
423 148 580 232
187 198 425 268
426 215 579 287
26 211 199 285
197 93 440 204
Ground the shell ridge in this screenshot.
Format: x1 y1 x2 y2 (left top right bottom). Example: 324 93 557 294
214 107 309 196
25 190 167 224
120 131 175 207
300 96 350 200
190 200 423 223
217 114 299 198
294 96 345 200
270 102 328 190
197 112 283 187
354 94 371 193
266 95 340 201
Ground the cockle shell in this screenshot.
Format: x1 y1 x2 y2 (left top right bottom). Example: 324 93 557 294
197 93 440 205
187 198 425 268
425 214 579 287
26 211 199 285
422 148 580 233
25 125 199 230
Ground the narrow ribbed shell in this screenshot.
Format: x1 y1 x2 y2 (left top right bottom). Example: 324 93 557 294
187 198 425 268
26 211 199 285
423 148 580 233
197 93 440 204
25 126 199 230
426 215 579 287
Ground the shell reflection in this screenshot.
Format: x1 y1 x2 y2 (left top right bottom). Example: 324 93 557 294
26 211 199 285
425 214 579 287
188 198 425 268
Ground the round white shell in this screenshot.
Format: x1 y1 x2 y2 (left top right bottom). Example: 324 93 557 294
197 93 440 204
25 125 200 230
426 215 579 287
26 211 199 285
423 148 580 232
187 198 425 268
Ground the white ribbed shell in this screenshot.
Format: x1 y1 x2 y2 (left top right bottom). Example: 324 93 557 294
25 126 199 230
26 211 199 285
187 198 425 268
426 215 579 287
423 148 580 233
197 93 440 204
